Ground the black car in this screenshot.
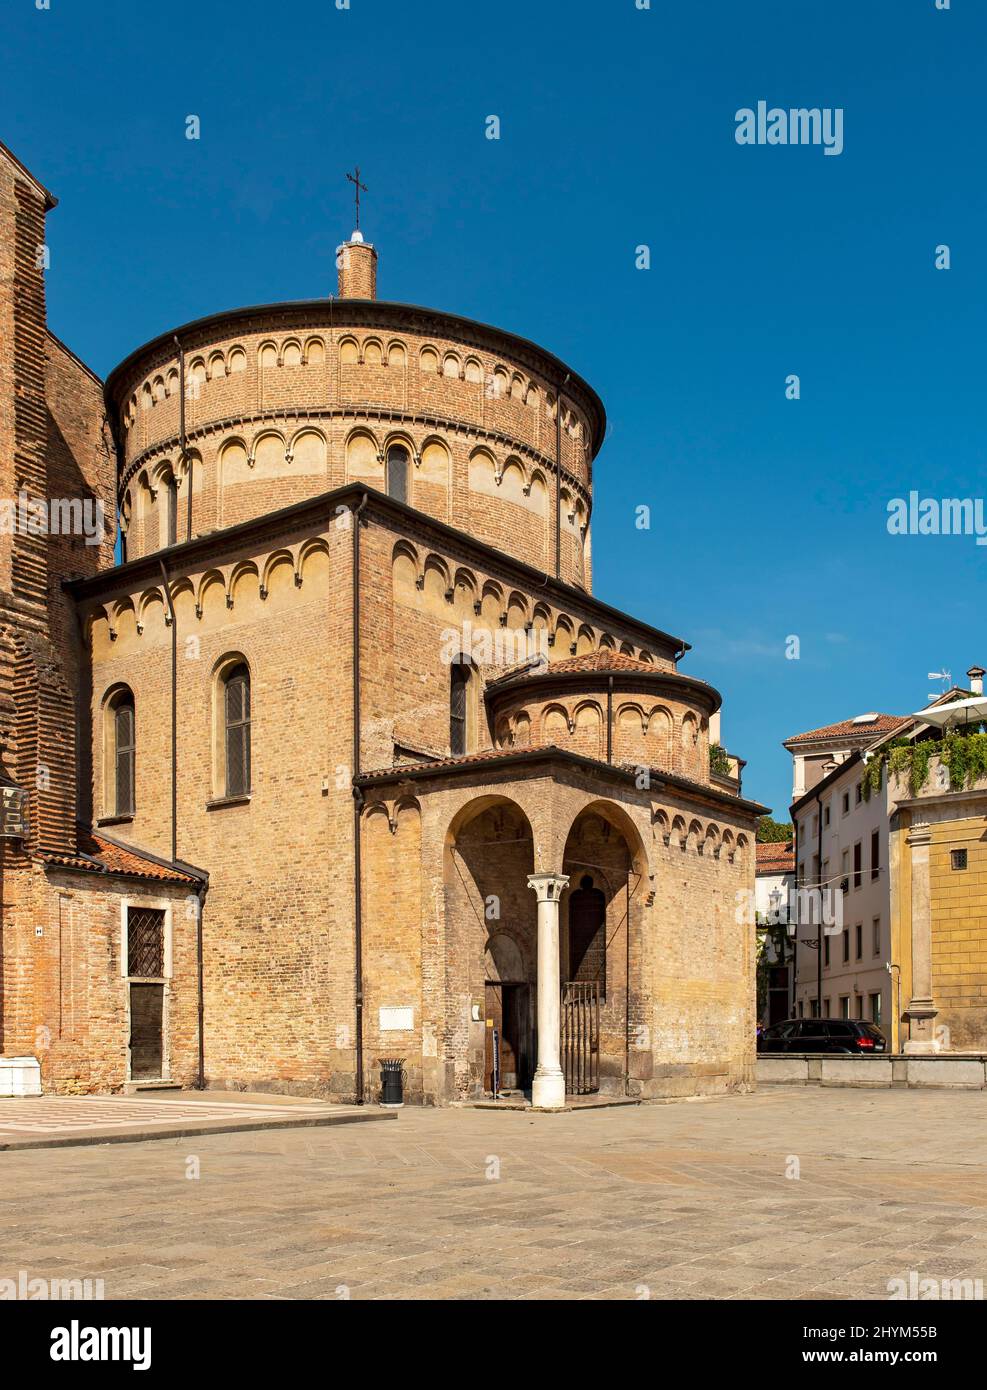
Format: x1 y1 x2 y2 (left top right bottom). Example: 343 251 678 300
758 1018 887 1054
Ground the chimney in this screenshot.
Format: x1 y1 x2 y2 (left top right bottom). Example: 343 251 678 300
336 231 377 299
967 666 985 695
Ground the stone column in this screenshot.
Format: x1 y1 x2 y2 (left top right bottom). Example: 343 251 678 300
903 821 939 1053
527 872 569 1109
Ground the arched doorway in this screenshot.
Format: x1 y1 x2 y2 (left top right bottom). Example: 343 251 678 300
443 796 537 1098
484 932 531 1093
561 803 647 1095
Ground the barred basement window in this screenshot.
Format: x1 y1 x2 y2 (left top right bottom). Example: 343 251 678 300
223 663 251 796
951 849 968 871
127 906 164 978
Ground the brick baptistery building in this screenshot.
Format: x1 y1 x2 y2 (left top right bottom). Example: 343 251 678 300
0 140 767 1106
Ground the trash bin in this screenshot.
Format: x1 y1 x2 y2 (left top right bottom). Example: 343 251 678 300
379 1058 404 1108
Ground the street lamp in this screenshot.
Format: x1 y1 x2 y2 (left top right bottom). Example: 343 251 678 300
886 962 901 1051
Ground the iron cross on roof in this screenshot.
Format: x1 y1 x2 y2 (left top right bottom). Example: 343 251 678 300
346 166 368 232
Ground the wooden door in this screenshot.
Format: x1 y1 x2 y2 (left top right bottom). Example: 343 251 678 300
130 983 164 1079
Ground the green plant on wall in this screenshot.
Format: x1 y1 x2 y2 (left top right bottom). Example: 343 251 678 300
861 731 987 800
709 742 732 776
757 815 793 843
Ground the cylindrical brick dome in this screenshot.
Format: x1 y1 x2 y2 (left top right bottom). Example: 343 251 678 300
105 261 605 588
486 652 722 784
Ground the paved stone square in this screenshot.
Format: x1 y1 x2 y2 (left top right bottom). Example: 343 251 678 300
0 1094 390 1150
2 1087 986 1300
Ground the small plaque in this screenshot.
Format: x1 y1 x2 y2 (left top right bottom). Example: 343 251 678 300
379 1006 413 1032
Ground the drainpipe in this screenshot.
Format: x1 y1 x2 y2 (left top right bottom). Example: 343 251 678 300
351 490 369 1104
555 374 570 580
815 789 823 1018
158 558 178 864
606 675 613 764
174 336 192 541
158 556 198 1079
790 816 799 1018
195 878 207 1089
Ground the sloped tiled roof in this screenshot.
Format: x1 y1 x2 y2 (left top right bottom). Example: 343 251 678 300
756 840 795 873
356 747 770 813
358 747 539 781
784 714 908 746
491 651 664 686
39 828 202 885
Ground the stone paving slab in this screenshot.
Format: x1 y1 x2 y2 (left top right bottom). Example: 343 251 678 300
0 1093 394 1150
1 1086 985 1299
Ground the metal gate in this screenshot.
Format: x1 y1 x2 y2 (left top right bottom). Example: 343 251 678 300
561 981 600 1095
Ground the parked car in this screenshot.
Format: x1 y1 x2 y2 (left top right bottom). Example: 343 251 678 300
758 1018 887 1054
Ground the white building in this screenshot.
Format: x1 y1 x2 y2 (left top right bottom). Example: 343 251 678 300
755 840 795 1025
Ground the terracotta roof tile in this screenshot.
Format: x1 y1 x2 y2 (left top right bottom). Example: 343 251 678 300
39 828 201 885
784 714 908 746
358 747 540 780
497 650 664 683
756 841 795 872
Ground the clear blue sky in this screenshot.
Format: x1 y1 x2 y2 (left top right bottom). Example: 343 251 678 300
3 0 984 818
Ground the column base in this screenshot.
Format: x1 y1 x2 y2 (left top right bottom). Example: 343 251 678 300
531 1068 566 1110
904 1001 939 1053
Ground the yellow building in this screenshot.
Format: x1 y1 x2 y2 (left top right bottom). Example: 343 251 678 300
890 760 987 1054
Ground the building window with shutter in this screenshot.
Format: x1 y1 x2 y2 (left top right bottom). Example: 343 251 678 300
103 687 136 819
166 476 178 546
871 829 880 880
115 697 136 815
386 446 409 505
450 659 471 756
223 662 251 797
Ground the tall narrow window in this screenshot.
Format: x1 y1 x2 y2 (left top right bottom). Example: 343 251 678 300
450 659 471 755
166 477 178 546
871 829 880 880
114 694 136 816
386 446 409 505
223 663 251 796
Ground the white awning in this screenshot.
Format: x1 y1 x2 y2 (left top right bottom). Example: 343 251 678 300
913 696 987 729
